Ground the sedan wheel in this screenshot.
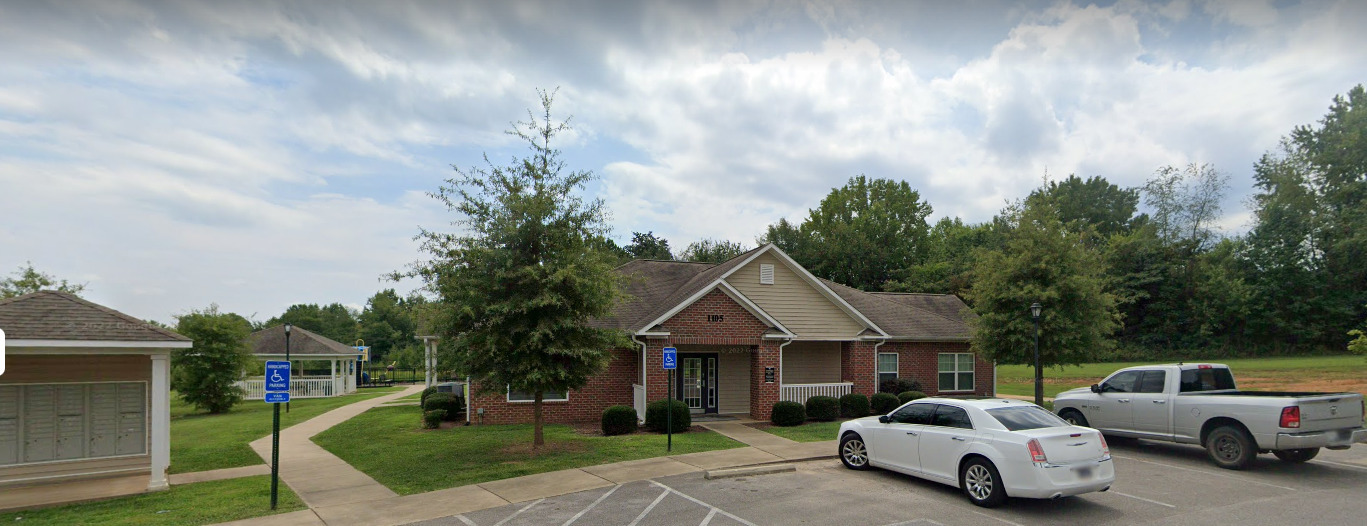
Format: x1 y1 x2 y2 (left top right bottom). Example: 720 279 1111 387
840 433 869 470
960 458 1007 507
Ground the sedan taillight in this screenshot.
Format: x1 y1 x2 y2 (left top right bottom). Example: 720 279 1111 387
1027 438 1048 463
1280 406 1300 429
1099 433 1110 457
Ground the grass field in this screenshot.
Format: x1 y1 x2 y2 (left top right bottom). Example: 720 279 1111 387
170 387 403 474
996 355 1367 398
756 421 843 442
313 406 743 495
0 476 304 525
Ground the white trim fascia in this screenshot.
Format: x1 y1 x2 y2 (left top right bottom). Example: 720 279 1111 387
635 331 671 338
7 339 190 349
252 354 360 359
760 244 890 338
715 281 795 337
876 337 972 343
7 347 175 356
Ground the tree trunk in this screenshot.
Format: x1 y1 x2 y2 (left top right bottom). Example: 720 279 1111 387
533 390 544 448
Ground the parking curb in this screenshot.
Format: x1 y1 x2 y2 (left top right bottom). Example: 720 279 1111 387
705 463 797 480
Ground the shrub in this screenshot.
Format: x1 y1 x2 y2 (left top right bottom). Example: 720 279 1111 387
870 392 900 415
805 396 839 422
839 393 870 418
645 399 691 433
424 393 464 420
898 391 927 404
879 377 922 394
420 386 438 407
771 401 806 426
422 409 446 429
601 405 639 436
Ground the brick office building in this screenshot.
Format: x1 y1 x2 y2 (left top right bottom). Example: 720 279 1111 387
468 244 992 424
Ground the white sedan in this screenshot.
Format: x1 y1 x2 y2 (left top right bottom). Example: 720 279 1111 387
838 398 1115 507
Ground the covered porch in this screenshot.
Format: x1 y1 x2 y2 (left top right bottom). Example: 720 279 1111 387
238 325 359 400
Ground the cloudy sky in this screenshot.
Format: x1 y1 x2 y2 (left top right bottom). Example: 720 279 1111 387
1 0 1363 324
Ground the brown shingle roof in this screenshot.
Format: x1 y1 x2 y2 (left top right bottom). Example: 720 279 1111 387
822 280 972 341
0 290 189 342
248 325 360 356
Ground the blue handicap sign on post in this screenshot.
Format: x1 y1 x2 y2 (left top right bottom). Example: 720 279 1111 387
662 347 677 370
264 392 291 403
265 361 291 392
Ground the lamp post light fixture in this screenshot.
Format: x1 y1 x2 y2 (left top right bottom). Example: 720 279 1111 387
284 323 292 413
1030 303 1042 406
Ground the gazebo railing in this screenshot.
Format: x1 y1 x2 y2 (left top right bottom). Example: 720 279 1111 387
237 376 337 400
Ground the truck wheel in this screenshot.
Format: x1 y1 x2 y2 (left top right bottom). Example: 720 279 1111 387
1060 409 1089 427
1206 425 1256 470
1272 448 1320 463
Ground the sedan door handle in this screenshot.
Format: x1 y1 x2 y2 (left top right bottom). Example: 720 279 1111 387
1118 399 1131 403
906 431 918 436
1152 400 1167 404
951 436 966 442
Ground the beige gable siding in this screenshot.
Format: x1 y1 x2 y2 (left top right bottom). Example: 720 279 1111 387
782 341 841 384
717 351 751 414
726 252 866 339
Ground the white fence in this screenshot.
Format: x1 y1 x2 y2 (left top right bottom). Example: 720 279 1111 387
780 382 854 404
633 384 647 423
238 376 341 400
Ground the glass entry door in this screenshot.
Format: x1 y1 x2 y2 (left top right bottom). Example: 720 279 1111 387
675 353 717 414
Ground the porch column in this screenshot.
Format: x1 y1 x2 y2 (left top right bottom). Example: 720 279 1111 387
149 353 171 491
330 359 338 396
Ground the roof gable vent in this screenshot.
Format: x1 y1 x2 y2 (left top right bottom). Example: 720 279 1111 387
759 264 775 285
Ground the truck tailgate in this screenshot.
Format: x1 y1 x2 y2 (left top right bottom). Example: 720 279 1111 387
1295 394 1364 431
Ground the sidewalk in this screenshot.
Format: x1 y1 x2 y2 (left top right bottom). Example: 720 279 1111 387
700 421 836 462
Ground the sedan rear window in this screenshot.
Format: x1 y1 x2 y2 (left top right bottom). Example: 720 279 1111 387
985 406 1070 431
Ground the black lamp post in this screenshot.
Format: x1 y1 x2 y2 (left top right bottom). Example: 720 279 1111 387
1030 303 1042 406
284 323 292 413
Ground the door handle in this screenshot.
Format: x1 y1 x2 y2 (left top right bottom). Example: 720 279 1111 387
906 431 918 436
1152 400 1167 404
951 436 966 442
1118 399 1131 403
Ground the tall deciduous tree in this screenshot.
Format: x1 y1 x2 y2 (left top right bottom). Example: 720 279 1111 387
173 305 253 414
1 262 87 298
679 239 749 263
267 303 359 345
624 231 674 260
1028 174 1140 239
968 197 1119 404
402 89 626 447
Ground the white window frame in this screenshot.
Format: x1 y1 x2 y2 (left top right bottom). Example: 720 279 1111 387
506 387 569 403
938 353 976 392
877 352 898 386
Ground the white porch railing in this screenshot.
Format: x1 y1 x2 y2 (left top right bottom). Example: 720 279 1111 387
781 382 854 404
237 376 342 400
632 384 647 423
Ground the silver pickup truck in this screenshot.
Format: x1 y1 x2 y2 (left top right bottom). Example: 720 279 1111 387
1053 363 1367 469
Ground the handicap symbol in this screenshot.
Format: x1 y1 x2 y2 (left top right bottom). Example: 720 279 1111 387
270 372 285 383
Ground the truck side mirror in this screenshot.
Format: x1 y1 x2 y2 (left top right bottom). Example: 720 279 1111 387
1090 384 1101 394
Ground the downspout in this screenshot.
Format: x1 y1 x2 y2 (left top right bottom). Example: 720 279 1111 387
633 335 648 424
871 339 887 394
778 338 795 386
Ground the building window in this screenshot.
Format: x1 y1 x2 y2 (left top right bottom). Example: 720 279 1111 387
877 353 898 386
938 353 976 392
507 388 569 403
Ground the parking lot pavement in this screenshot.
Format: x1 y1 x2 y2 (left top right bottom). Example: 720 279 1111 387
411 440 1367 526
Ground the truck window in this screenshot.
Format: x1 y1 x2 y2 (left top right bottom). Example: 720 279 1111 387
1179 368 1237 392
1101 371 1141 393
1136 370 1167 393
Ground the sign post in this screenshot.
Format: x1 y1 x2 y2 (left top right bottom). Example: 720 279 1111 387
662 347 677 452
264 360 291 510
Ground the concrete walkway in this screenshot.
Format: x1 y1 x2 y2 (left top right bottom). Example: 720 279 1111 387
700 421 838 462
246 385 425 509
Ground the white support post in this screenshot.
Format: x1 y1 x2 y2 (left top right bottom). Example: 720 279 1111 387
149 353 171 491
330 359 338 396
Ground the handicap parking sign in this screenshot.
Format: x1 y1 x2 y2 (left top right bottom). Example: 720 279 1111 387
662 347 677 370
265 361 291 392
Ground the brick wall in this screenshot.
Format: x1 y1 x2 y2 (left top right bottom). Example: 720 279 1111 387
749 340 780 419
659 289 772 345
841 341 878 396
468 347 639 425
873 341 994 397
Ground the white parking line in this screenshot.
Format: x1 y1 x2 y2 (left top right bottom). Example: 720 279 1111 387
650 480 760 526
1311 459 1367 471
453 515 477 526
1111 454 1298 491
562 485 621 526
963 508 1024 526
492 498 544 526
1110 490 1177 508
699 508 718 526
627 488 670 526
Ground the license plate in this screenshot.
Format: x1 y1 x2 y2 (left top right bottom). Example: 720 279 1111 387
1074 466 1093 479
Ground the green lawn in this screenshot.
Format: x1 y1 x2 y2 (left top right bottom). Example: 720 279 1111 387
0 476 304 525
995 355 1366 398
313 406 744 495
171 387 403 474
759 421 843 442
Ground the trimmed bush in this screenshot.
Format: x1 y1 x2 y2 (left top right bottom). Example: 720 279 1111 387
424 393 464 421
879 377 923 394
645 399 691 433
771 401 806 426
601 405 639 436
898 391 928 404
422 409 446 429
839 393 870 418
419 386 438 407
870 392 900 415
805 395 839 422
